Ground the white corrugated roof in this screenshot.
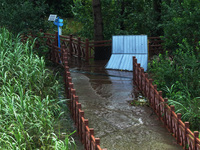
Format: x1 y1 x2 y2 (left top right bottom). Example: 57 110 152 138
106 35 148 71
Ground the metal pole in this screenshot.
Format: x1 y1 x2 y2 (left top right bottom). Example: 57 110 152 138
57 17 61 49
57 17 61 63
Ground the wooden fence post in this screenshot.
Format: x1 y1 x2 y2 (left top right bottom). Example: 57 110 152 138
184 122 189 150
148 79 153 104
78 37 81 59
141 68 144 94
133 57 136 82
69 34 73 56
170 105 175 133
73 96 79 122
177 113 181 144
158 91 162 120
95 138 100 149
84 119 89 145
76 103 81 130
66 77 71 99
153 85 157 111
164 98 168 127
79 111 84 136
194 131 199 150
85 39 89 62
90 129 94 149
144 73 148 97
137 63 140 88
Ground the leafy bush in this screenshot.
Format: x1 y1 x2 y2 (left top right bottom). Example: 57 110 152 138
0 1 48 34
161 0 200 52
148 40 200 130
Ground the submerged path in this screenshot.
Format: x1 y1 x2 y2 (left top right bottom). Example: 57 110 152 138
68 58 182 150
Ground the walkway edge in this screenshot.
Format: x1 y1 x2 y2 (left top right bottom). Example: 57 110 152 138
62 53 107 150
133 56 200 150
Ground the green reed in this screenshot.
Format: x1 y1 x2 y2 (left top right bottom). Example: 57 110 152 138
0 28 76 149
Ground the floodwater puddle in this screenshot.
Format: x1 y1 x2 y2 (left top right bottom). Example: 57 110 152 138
68 59 182 150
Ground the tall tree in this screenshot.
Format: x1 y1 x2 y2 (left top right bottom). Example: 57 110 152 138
92 0 103 41
92 0 105 60
153 0 162 35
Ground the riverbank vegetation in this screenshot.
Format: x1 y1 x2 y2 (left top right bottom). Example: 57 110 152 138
0 28 76 149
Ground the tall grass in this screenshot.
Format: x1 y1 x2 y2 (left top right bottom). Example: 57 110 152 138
0 28 76 149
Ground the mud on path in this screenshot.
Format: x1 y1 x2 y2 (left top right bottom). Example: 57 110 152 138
68 59 182 150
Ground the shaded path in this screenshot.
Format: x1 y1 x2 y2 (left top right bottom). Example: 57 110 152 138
68 58 182 150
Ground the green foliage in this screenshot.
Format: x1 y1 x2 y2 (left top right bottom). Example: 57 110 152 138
47 0 74 18
148 51 180 90
161 0 200 52
0 0 48 34
62 18 83 36
0 28 76 149
72 0 94 39
71 0 160 40
148 40 200 130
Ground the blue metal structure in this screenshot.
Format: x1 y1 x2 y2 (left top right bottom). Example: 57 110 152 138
53 17 63 49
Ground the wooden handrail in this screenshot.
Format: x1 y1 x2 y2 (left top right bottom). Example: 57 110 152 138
133 56 200 150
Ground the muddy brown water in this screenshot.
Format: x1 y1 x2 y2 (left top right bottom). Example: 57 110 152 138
68 58 182 150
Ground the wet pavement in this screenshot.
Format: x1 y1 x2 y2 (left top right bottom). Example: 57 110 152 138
68 58 182 150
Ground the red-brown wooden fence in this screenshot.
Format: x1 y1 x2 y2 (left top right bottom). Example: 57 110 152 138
61 49 107 150
23 31 163 63
133 56 200 150
38 31 112 62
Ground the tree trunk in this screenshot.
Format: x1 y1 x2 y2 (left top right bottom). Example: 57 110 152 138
92 0 106 60
153 0 163 35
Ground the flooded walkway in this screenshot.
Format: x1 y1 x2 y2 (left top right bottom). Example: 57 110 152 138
68 58 182 150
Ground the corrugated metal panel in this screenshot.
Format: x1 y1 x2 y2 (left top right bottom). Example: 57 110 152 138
112 36 124 54
124 36 136 53
106 35 148 71
106 54 123 69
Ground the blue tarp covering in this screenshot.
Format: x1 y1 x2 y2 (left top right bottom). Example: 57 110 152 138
106 35 148 71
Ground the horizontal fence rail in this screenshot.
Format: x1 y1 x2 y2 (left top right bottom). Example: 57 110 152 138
148 37 164 57
133 56 200 150
62 52 107 150
22 31 163 62
39 31 112 62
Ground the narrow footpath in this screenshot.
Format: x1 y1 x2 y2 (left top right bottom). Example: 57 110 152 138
68 58 182 150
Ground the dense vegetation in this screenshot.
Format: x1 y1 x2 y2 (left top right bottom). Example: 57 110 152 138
148 42 200 130
0 0 199 139
0 28 75 149
0 0 73 34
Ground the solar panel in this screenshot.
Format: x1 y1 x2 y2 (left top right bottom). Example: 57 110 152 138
48 14 57 21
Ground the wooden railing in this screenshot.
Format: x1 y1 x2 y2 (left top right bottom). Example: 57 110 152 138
148 37 164 57
37 31 112 61
133 56 200 150
23 31 163 62
51 50 107 150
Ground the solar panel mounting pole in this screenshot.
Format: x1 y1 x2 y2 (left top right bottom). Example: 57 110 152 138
53 16 63 63
48 14 64 63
